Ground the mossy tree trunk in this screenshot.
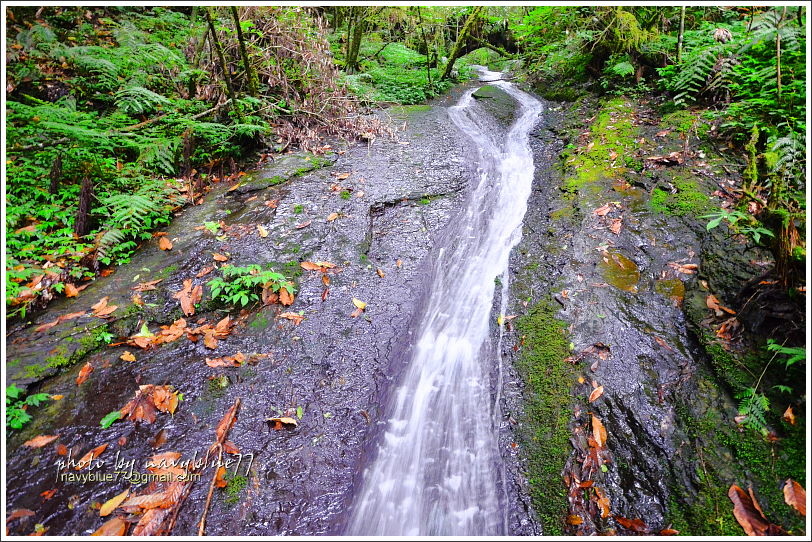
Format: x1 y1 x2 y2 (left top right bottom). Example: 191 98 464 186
441 6 484 80
204 7 243 122
230 6 258 97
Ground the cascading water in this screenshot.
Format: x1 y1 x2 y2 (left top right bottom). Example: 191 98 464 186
347 70 544 536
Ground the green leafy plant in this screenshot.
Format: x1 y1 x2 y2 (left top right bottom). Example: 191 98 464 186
208 264 295 307
702 209 775 244
735 387 770 435
6 384 51 430
766 340 805 369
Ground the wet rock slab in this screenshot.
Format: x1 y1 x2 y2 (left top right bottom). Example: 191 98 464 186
4 91 475 536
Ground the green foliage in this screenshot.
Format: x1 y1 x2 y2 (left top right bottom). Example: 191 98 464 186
766 340 805 369
6 384 51 430
100 410 124 429
701 208 775 245
735 387 770 435
208 264 296 308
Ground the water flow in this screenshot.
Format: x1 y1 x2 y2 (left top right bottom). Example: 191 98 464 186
347 72 543 536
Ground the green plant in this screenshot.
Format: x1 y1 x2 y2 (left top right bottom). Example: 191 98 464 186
735 387 770 435
702 209 775 244
340 190 351 200
293 204 304 214
766 339 805 369
6 384 50 429
208 264 295 307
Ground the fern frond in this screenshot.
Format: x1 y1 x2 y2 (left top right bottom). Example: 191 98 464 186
96 228 127 262
115 86 171 115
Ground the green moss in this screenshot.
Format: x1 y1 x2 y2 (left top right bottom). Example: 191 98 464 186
268 175 287 186
650 174 712 217
562 97 639 194
390 104 432 114
293 204 304 214
224 473 248 505
155 264 179 280
23 364 46 379
550 206 574 221
207 375 230 399
248 314 269 329
515 299 575 536
341 190 352 200
661 109 706 137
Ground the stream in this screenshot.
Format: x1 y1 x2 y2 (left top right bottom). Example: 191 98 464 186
347 70 543 536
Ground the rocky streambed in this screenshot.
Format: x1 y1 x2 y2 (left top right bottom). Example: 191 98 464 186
5 80 805 537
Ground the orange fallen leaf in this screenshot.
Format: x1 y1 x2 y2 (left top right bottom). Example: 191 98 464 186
51 394 64 400
279 312 304 325
294 220 312 229
608 218 622 235
65 283 79 297
279 287 294 306
76 443 108 470
728 484 784 536
23 435 59 448
615 516 648 533
595 486 611 518
131 294 144 306
92 516 128 536
591 415 607 448
783 479 806 516
120 351 136 362
588 386 604 403
594 203 613 216
257 225 269 238
213 253 229 262
132 279 163 292
659 528 680 535
783 405 795 425
567 515 584 525
326 212 339 222
40 489 57 501
335 172 351 180
214 466 228 488
203 331 218 349
196 266 215 278
322 275 330 286
55 444 68 456
158 237 173 251
376 268 385 278
76 362 94 386
99 489 130 517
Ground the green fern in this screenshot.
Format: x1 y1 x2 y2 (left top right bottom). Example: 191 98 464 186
736 387 770 434
115 86 171 115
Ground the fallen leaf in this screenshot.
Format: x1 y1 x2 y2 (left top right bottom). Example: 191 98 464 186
326 212 339 222
668 262 698 274
151 386 179 415
267 416 298 427
257 225 268 238
279 312 305 325
350 307 363 318
158 237 173 251
196 266 214 278
608 218 622 235
76 362 94 386
223 440 240 454
23 435 59 448
213 253 229 262
589 386 604 403
322 275 330 286
591 415 607 448
205 352 246 368
336 172 351 180
92 516 128 536
65 283 79 297
131 294 144 306
214 466 228 488
376 268 385 278
6 509 35 523
120 351 136 362
566 515 583 525
76 443 108 470
783 479 806 516
594 203 613 216
352 298 367 310
91 297 109 311
279 287 294 306
294 220 312 229
659 528 680 535
173 279 202 317
595 486 611 518
51 394 64 400
728 484 783 536
203 331 218 349
654 336 674 351
396 259 403 268
40 489 57 501
56 444 68 456
783 405 795 425
99 489 130 517
615 516 648 533
132 279 163 292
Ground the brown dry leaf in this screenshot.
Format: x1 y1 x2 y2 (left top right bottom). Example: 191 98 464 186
706 294 721 311
336 172 351 180
668 262 698 274
654 336 674 352
7 509 35 525
132 279 162 292
213 253 229 262
65 283 79 297
279 312 305 325
214 466 228 488
215 401 241 443
99 489 130 517
172 279 201 317
205 352 246 368
265 199 279 208
783 405 795 425
120 351 136 362
76 362 94 386
151 386 179 415
591 415 607 448
615 516 648 533
40 489 57 501
23 435 59 448
659 528 680 535
223 440 240 454
594 203 613 216
728 484 772 536
322 275 330 287
35 319 61 333
716 317 740 340
608 218 622 235
566 515 584 525
655 129 670 137
92 516 128 536
158 237 173 251
396 259 403 268
119 387 159 424
51 394 64 400
56 444 68 456
196 266 215 278
203 331 218 349
783 479 806 516
326 212 339 222
589 386 605 403
131 508 171 536
91 296 109 312
294 220 312 229
376 268 385 278
76 443 108 470
94 304 118 318
268 416 298 427
595 486 611 518
257 225 269 238
131 294 144 306
214 316 232 336
608 150 618 161
350 307 363 318
279 287 294 306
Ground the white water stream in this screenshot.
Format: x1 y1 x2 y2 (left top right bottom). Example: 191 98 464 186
347 70 543 535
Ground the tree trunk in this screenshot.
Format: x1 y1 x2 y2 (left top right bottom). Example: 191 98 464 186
345 7 365 73
74 176 93 237
48 152 62 195
205 7 242 122
417 7 434 92
441 6 484 80
230 6 258 97
677 6 686 62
